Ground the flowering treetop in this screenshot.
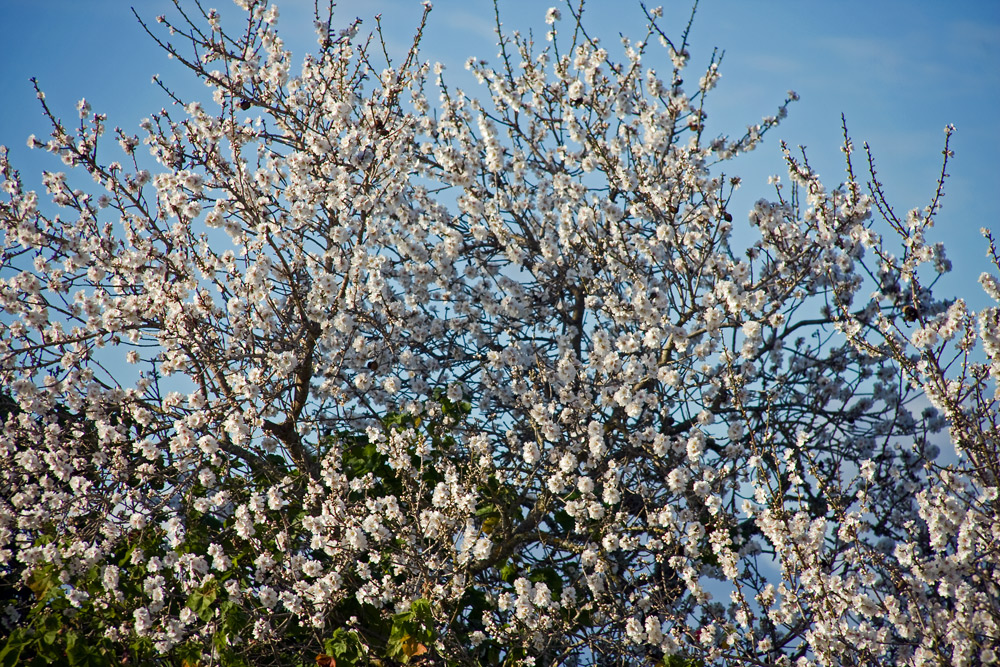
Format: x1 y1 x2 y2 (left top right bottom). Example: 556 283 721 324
0 1 997 665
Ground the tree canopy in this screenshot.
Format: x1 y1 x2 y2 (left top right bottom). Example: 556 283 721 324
0 1 997 665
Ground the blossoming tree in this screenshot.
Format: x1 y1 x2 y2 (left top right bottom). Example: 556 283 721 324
1 0 997 665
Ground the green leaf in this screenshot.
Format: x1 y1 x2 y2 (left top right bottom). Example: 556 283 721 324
186 581 219 622
409 598 432 621
658 656 706 667
387 598 435 663
474 503 498 518
26 565 56 600
324 628 364 665
552 509 575 533
0 629 28 667
499 561 519 583
65 632 96 666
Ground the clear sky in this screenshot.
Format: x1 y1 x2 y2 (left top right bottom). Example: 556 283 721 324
2 0 997 306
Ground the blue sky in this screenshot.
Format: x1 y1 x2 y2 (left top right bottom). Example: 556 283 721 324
2 0 997 306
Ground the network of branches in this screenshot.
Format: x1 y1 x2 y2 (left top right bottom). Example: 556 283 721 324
0 1 997 665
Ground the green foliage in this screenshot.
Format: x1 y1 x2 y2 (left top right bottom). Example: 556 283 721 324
185 581 219 623
0 383 526 667
322 628 365 665
0 623 119 667
658 656 706 667
385 599 435 664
